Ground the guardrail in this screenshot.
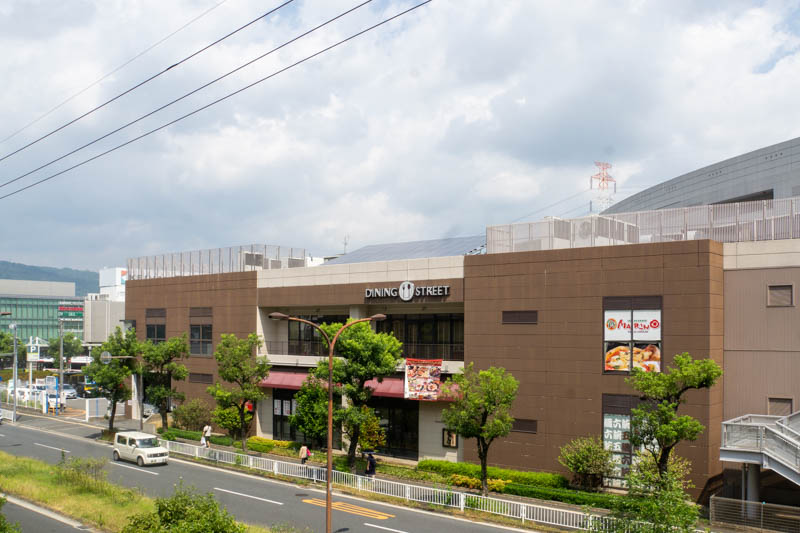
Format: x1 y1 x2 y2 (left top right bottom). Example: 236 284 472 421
0 408 13 421
158 439 613 530
710 495 800 531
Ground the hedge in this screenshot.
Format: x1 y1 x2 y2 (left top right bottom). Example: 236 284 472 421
502 483 628 510
160 428 233 447
417 460 568 489
246 437 296 454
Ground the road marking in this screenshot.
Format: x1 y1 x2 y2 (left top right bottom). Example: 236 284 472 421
302 498 394 519
0 433 5 437
364 524 408 533
214 487 283 505
33 442 70 453
111 462 159 475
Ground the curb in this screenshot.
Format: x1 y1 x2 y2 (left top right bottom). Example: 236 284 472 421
1 493 97 532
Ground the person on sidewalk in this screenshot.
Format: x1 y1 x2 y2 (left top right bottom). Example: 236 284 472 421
365 452 377 478
202 423 212 448
299 444 310 465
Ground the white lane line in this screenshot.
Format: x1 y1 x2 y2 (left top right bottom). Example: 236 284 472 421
111 462 159 476
214 487 283 505
364 524 408 533
33 442 70 453
0 433 5 437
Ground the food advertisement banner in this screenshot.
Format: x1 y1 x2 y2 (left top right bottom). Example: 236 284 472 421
604 309 662 373
404 358 442 400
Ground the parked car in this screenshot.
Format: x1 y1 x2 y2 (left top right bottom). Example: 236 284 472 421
112 431 169 466
61 385 78 400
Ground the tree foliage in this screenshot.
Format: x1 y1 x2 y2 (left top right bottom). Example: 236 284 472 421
83 327 143 431
312 321 402 471
172 399 212 432
558 436 614 490
0 496 21 533
441 363 519 495
207 333 269 451
288 376 331 447
122 484 246 533
142 334 189 429
355 405 386 451
0 331 27 360
626 352 722 479
46 332 83 368
598 454 699 532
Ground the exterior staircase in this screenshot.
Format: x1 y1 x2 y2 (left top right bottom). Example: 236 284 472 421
721 411 800 486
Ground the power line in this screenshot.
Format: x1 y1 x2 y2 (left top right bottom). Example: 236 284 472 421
0 0 434 201
510 188 591 223
0 0 372 191
0 0 229 148
0 0 295 165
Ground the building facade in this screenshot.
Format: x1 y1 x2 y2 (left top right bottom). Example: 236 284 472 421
0 280 83 342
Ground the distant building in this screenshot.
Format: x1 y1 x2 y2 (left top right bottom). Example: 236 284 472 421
604 136 800 214
99 267 127 302
0 280 83 342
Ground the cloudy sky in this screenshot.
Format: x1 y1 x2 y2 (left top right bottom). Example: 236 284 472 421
1 0 799 271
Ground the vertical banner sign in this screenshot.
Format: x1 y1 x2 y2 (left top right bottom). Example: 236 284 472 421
404 358 442 400
603 414 632 488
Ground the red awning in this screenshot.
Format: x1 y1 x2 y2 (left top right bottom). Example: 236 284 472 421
365 377 405 399
260 372 308 390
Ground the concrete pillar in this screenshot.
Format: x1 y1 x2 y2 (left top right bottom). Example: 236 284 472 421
349 305 367 320
746 463 761 502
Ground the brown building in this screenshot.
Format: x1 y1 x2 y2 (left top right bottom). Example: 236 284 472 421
125 204 800 503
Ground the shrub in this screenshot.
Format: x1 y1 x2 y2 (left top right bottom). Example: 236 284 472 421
417 460 568 488
449 474 480 489
122 484 245 533
246 436 295 454
172 399 211 432
502 483 630 510
558 435 614 490
0 497 20 533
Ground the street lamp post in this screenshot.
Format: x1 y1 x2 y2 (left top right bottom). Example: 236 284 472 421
8 321 18 423
269 312 385 533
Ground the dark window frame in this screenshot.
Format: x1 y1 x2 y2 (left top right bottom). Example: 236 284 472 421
188 373 213 384
511 419 538 434
502 310 538 324
189 324 213 356
146 324 166 345
442 428 458 448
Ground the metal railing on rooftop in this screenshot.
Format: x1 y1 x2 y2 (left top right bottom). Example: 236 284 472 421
127 244 307 280
488 196 800 254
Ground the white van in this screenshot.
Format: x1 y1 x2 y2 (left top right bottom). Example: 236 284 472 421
112 431 169 466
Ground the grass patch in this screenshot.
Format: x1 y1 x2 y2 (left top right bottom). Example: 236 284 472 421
0 451 152 532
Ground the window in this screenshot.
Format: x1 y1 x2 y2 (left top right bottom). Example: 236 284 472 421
768 397 793 416
190 325 212 356
189 307 212 317
145 308 166 318
502 311 538 324
511 419 538 434
146 324 165 344
768 285 793 307
188 373 213 384
442 429 458 448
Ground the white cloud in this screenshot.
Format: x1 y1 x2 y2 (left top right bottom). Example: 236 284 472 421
1 0 799 270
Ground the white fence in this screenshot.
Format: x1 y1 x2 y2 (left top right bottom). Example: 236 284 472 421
159 439 613 530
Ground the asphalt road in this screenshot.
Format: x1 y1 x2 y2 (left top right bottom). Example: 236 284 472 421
1 499 88 533
0 417 531 533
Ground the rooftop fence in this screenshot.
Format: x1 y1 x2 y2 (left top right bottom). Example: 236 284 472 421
127 244 307 280
487 196 800 254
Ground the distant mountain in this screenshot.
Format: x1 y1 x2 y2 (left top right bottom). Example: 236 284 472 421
0 261 99 296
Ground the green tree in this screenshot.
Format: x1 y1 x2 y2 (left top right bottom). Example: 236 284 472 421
211 404 249 440
0 496 21 533
627 352 722 480
315 321 402 472
0 331 27 360
288 376 330 447
598 453 699 532
558 435 614 490
46 332 83 368
356 405 386 451
441 363 519 496
83 327 143 431
206 333 270 452
141 334 189 429
122 484 246 533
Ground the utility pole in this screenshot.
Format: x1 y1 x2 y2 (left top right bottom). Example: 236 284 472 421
11 323 18 423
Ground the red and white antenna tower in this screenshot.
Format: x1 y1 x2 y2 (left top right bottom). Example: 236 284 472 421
589 161 616 212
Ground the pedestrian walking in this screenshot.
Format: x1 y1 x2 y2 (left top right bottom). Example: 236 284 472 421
365 452 377 478
202 423 212 448
299 444 311 464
